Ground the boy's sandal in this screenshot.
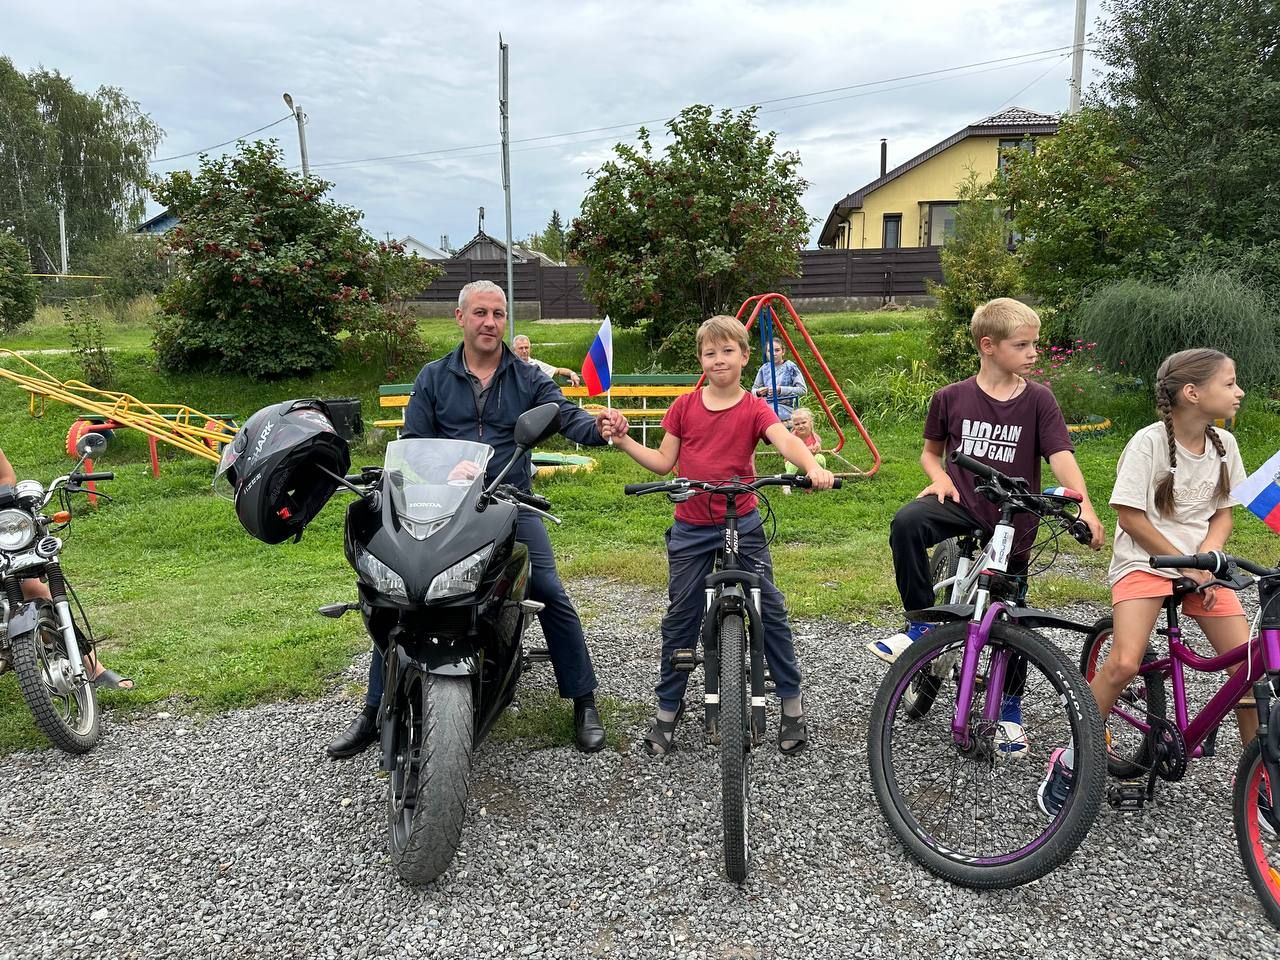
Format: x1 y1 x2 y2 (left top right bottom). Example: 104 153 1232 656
642 702 685 757
778 710 810 756
865 632 913 664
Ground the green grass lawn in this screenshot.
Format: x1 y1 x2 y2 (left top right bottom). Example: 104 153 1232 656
1 302 1278 751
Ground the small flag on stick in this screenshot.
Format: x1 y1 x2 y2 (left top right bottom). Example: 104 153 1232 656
582 316 613 397
1232 449 1280 535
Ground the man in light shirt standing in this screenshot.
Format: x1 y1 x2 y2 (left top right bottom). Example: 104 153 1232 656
513 334 581 386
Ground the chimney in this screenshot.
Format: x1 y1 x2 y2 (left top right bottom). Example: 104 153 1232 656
880 139 888 177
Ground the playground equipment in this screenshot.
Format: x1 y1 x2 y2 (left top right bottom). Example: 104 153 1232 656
714 293 882 477
0 350 237 476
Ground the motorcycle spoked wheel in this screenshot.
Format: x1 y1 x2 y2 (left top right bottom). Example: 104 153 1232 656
10 602 100 753
387 671 475 885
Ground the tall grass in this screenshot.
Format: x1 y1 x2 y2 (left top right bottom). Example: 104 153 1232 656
1079 270 1280 391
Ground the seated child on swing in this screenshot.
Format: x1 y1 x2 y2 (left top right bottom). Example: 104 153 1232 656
784 407 827 478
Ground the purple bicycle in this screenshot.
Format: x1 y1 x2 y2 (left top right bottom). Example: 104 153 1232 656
868 451 1106 888
1079 549 1280 927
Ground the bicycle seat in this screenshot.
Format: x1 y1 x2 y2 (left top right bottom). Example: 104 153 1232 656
1171 577 1199 598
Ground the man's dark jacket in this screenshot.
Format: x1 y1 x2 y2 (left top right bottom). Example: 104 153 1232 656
402 342 604 491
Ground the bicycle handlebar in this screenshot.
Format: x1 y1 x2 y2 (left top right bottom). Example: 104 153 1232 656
949 450 1091 546
624 474 842 497
1151 551 1279 579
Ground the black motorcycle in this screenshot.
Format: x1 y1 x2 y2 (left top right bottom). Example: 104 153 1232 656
0 431 114 753
319 403 562 883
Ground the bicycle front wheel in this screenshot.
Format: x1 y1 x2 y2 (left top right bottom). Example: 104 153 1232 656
719 612 750 883
869 620 1105 888
1233 737 1280 929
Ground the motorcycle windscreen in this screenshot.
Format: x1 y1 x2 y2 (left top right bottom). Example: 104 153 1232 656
384 438 493 540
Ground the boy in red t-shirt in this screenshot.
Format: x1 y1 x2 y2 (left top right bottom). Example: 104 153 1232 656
604 315 833 757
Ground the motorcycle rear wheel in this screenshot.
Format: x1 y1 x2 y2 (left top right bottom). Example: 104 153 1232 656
10 602 100 753
388 671 474 885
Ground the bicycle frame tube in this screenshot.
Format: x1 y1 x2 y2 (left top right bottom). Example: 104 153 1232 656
1135 622 1274 757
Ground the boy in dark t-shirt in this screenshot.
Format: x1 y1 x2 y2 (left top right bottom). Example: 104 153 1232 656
867 299 1104 745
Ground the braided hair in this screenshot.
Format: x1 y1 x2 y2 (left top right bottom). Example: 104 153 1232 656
1152 348 1233 517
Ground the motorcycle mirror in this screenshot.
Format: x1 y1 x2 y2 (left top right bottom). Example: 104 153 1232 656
317 602 357 618
513 402 561 449
75 432 108 457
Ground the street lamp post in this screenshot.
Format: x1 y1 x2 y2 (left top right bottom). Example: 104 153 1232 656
282 92 310 178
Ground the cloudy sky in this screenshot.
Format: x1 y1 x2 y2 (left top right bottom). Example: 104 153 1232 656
6 0 1103 249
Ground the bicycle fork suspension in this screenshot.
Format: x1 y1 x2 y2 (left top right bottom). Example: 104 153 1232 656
748 587 766 746
703 589 721 738
952 603 1011 750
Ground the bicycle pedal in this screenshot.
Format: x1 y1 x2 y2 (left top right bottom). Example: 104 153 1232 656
1107 782 1147 813
671 648 701 673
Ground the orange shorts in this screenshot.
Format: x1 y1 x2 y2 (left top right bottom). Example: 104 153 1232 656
1111 570 1245 618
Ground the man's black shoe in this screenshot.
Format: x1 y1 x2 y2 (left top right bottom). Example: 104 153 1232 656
326 711 378 759
574 698 606 753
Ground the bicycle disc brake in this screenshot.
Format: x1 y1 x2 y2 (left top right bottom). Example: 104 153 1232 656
1148 716 1188 782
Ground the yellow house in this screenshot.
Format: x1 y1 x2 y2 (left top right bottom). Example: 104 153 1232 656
818 106 1058 250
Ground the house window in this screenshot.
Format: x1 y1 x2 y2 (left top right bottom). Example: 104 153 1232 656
882 214 902 249
927 203 959 246
997 137 1035 172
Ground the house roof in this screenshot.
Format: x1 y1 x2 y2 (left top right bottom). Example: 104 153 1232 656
817 106 1059 246
398 235 448 259
451 230 559 264
134 208 180 233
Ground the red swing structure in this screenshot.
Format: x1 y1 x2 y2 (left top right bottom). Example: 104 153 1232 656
724 292 881 477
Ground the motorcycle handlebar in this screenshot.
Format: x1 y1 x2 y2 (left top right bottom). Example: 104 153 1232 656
72 472 114 482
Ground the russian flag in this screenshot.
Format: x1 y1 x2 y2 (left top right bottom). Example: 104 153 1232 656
582 316 613 397
1231 449 1280 535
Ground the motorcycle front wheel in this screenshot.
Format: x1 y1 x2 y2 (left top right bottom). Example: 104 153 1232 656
10 602 100 753
387 671 474 885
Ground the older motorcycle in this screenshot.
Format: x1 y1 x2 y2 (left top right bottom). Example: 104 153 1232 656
0 432 114 753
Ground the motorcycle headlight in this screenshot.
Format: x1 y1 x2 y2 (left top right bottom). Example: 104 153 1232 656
354 545 408 602
427 543 493 602
0 510 36 551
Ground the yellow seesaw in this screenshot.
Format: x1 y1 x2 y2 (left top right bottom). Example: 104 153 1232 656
0 350 237 476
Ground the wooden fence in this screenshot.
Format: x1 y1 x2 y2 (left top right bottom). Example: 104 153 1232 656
411 248 942 315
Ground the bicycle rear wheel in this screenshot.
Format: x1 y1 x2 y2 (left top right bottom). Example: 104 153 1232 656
869 620 1105 888
719 612 750 883
1079 617 1167 780
902 540 965 721
1233 737 1280 929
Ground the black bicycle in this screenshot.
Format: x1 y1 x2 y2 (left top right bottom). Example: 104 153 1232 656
624 473 840 882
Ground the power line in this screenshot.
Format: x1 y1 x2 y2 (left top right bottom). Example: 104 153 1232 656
305 45 1077 172
311 50 1079 175
6 114 295 171
999 54 1074 108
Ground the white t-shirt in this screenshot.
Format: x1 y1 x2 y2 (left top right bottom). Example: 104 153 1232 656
522 356 558 378
1107 421 1247 585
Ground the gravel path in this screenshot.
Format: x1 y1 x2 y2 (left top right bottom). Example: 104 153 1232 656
1 578 1273 960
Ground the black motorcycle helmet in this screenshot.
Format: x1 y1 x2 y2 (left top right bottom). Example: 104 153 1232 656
214 399 350 544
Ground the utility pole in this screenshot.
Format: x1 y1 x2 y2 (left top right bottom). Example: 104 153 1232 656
1068 0 1087 113
499 34 515 344
282 92 310 178
58 207 68 275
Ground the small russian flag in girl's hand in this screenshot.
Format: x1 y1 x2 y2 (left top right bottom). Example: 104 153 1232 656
582 316 613 397
1232 449 1280 535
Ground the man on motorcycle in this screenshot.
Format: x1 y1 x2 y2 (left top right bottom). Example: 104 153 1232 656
326 280 617 757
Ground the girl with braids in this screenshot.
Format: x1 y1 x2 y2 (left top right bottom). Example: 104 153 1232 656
1039 349 1251 816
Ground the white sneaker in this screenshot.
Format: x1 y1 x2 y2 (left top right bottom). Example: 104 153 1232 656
997 720 1030 760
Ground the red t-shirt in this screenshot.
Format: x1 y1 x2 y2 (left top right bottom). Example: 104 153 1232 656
662 390 780 525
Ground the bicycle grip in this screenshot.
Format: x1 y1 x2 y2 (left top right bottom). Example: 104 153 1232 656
74 472 114 482
1150 551 1226 574
949 450 998 481
624 481 672 495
